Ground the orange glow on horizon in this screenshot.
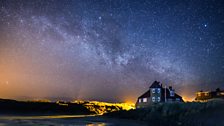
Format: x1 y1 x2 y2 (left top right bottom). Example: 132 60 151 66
122 95 137 104
182 96 195 102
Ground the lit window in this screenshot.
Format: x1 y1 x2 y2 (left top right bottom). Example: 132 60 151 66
152 89 155 93
143 98 147 102
205 93 209 96
157 88 161 93
197 93 201 96
138 99 141 103
158 97 160 102
170 91 175 97
152 97 155 102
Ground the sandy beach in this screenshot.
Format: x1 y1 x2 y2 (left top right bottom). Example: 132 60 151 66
0 115 146 126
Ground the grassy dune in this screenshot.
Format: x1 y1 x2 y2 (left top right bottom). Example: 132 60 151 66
104 100 224 126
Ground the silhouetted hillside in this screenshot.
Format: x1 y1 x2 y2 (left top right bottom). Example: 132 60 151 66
72 101 134 114
0 99 134 116
104 100 224 126
0 98 93 115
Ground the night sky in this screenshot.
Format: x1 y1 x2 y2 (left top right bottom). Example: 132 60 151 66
0 0 224 102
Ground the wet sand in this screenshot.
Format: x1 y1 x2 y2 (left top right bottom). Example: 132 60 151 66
0 115 147 126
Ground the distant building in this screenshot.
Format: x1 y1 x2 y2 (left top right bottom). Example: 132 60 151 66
135 81 184 108
195 88 224 102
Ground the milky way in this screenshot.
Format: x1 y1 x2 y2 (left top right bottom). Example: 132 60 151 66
0 0 224 102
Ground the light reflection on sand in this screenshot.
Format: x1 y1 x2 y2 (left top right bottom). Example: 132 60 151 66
0 115 109 126
0 115 145 126
0 114 97 120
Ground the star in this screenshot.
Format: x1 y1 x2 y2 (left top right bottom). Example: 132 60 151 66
0 0 223 102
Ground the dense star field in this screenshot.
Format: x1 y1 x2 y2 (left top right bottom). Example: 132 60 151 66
0 0 224 102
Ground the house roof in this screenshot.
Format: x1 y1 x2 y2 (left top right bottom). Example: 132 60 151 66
137 84 183 102
174 93 182 98
149 81 162 88
159 88 183 101
138 90 150 98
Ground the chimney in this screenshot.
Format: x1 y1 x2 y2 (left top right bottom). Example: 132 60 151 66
161 84 163 88
169 86 172 90
216 88 220 92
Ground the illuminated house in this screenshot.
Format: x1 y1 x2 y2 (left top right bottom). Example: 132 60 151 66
195 88 224 102
136 81 183 108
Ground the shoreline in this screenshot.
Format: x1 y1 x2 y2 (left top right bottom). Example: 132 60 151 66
0 114 146 126
0 114 98 120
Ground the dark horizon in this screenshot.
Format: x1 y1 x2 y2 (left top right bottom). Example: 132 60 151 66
0 0 224 103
